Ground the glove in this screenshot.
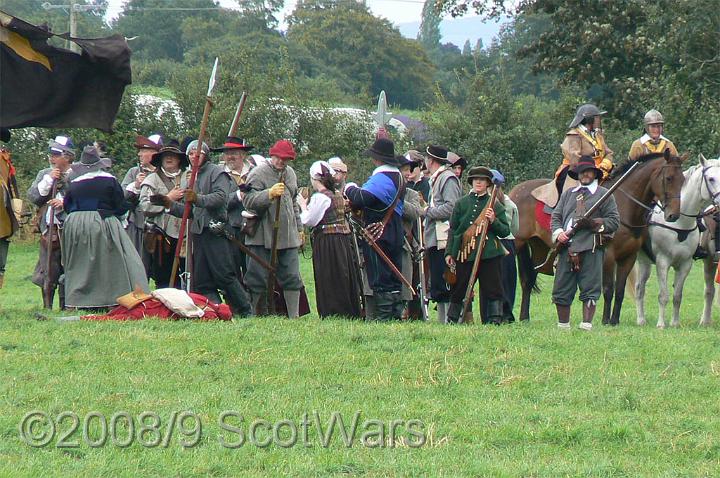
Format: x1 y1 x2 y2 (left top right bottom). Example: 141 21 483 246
184 189 198 204
576 217 603 231
268 183 285 199
150 194 171 209
574 217 594 230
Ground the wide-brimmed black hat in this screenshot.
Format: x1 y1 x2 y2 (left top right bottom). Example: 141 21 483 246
211 136 254 153
568 155 602 180
365 138 397 165
426 144 450 163
466 166 494 184
151 140 189 169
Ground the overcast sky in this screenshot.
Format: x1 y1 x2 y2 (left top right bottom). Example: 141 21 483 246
104 0 455 28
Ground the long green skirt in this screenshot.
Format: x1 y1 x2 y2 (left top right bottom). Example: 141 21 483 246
62 211 149 308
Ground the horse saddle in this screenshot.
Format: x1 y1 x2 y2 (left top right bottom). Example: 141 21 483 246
530 173 579 209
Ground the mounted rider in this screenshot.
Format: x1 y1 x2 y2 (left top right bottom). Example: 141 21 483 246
628 109 678 161
533 104 615 208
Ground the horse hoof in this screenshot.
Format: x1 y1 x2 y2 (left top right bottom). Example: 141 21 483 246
637 320 646 326
657 323 666 329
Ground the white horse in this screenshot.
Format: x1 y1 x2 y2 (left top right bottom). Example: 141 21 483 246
635 154 720 328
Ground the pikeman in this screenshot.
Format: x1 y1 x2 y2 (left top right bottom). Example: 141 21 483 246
151 140 252 317
122 134 163 274
444 166 510 324
213 136 255 278
139 140 189 288
345 138 406 321
28 135 75 308
242 140 304 317
421 145 461 323
551 157 619 330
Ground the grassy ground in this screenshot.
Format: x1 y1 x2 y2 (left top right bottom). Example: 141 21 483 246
1 242 720 477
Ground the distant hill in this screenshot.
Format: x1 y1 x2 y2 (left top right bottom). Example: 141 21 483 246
397 16 507 49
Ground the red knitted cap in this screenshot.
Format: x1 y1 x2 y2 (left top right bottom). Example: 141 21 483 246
268 139 296 160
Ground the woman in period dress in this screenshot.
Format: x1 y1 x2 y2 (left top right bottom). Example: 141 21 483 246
62 146 149 308
297 160 361 318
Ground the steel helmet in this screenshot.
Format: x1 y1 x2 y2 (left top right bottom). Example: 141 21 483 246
569 104 607 128
643 109 664 125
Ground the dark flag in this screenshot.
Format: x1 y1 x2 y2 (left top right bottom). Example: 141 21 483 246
0 10 131 132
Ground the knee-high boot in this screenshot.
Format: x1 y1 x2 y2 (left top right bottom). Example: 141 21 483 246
447 302 462 324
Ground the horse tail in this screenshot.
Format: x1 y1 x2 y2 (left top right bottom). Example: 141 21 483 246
517 243 540 294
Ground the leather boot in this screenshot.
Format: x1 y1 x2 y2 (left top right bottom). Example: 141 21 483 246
556 304 571 328
283 289 301 319
487 299 504 325
437 302 448 324
364 295 375 320
446 302 462 324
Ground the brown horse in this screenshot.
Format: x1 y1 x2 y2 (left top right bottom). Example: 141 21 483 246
510 150 686 324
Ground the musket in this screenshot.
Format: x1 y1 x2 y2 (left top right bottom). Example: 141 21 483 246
169 57 219 289
208 220 275 272
415 216 429 321
535 159 642 271
459 184 500 323
266 169 286 314
348 215 416 294
228 92 248 137
348 212 367 316
42 179 58 309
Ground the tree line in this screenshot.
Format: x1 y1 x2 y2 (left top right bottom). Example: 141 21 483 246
1 0 718 193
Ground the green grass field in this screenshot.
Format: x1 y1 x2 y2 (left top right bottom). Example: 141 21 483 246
1 242 720 477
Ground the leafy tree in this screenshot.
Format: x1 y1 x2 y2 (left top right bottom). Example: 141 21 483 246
287 0 435 109
113 0 222 61
0 0 111 38
418 0 442 53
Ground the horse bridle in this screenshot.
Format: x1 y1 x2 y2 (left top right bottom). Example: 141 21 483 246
674 164 720 219
618 162 680 214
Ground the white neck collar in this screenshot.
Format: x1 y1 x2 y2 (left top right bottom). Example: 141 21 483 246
572 180 598 194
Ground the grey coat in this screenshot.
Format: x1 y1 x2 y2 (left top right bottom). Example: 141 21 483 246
121 166 147 226
551 185 619 253
27 168 68 234
226 171 244 228
242 161 301 250
168 162 232 234
139 170 189 239
423 166 461 248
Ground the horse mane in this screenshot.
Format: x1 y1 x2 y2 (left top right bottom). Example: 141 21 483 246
609 152 667 180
